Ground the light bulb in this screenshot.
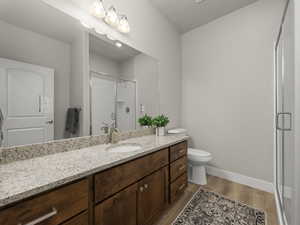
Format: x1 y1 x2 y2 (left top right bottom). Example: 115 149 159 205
115 42 122 48
105 6 119 27
118 15 130 33
91 0 105 18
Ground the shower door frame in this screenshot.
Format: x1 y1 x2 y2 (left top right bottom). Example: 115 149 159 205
274 1 292 225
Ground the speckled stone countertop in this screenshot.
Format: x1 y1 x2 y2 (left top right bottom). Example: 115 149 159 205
0 134 188 208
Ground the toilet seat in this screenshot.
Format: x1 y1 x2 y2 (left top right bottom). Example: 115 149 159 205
188 148 212 162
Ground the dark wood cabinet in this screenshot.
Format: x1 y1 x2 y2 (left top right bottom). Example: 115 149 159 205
0 179 89 225
170 141 187 162
170 156 187 182
170 173 188 203
137 167 168 225
94 184 138 225
0 141 188 225
94 149 169 203
62 212 89 225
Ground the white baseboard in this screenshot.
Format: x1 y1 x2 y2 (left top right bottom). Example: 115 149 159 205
206 166 274 193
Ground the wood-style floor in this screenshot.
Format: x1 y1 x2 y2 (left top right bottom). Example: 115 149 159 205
155 175 279 225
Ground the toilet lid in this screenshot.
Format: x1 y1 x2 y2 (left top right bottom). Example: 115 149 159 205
188 148 211 157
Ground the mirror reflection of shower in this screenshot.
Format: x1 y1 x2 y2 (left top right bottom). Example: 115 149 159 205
90 71 136 135
88 33 160 135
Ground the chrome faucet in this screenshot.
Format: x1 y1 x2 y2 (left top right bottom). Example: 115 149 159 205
108 122 120 144
101 122 109 134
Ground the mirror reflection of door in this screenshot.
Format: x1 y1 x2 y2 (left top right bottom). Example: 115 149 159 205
0 58 54 147
90 73 116 135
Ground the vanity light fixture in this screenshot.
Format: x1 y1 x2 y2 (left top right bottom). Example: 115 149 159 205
104 6 119 27
118 15 130 34
90 1 131 34
91 0 105 18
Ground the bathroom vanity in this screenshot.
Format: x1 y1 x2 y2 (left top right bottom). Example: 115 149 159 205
0 136 188 225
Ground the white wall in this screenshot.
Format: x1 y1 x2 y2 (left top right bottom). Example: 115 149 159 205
134 54 160 119
70 28 86 137
182 0 285 182
89 52 121 77
0 20 71 140
44 0 182 129
120 54 160 127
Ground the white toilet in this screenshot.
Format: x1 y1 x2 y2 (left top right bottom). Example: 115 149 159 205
187 148 212 185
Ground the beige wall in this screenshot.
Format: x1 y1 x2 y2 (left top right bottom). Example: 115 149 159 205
0 20 71 140
181 0 285 182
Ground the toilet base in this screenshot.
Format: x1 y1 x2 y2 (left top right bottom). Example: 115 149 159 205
188 164 207 185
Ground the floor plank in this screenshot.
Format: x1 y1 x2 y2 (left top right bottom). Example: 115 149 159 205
154 175 279 225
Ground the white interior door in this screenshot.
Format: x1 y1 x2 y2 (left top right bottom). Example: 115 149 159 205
0 58 54 147
90 73 116 135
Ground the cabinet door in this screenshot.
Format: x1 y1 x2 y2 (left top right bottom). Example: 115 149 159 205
95 183 138 225
137 167 168 225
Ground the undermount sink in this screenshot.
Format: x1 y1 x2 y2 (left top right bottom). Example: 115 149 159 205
106 143 142 153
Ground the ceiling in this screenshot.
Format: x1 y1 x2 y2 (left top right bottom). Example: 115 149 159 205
89 34 140 63
150 0 259 33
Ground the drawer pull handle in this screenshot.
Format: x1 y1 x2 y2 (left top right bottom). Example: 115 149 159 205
179 184 186 191
179 149 185 154
140 187 144 192
144 184 148 189
19 207 58 225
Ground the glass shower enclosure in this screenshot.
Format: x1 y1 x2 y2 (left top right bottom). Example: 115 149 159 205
90 71 137 135
274 0 294 224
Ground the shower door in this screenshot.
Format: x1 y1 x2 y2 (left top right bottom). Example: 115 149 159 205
275 1 294 224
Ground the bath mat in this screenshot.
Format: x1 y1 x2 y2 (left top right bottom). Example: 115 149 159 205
173 189 266 225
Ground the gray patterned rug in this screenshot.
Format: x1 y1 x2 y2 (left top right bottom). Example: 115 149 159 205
173 189 266 225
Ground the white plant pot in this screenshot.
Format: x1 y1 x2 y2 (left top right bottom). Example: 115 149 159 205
156 127 166 136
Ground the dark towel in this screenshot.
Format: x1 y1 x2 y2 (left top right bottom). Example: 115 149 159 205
65 108 80 136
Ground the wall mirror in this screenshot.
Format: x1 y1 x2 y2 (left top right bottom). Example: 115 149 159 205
0 0 160 147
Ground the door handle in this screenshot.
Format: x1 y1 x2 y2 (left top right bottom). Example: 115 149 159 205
276 112 292 131
46 120 54 125
38 96 42 113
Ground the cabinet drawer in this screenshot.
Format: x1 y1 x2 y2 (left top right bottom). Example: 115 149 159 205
95 149 169 203
0 179 89 225
170 173 188 203
170 141 187 162
62 212 88 225
170 156 187 182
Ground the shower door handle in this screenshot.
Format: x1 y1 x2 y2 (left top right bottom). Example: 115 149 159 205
276 112 292 131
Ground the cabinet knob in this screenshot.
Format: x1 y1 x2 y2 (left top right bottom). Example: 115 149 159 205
140 187 144 192
144 184 148 189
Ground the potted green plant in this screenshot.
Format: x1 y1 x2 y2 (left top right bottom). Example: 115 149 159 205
138 114 152 128
152 114 170 136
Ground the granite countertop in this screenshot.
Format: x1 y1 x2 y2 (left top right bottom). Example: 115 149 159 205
0 134 188 208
